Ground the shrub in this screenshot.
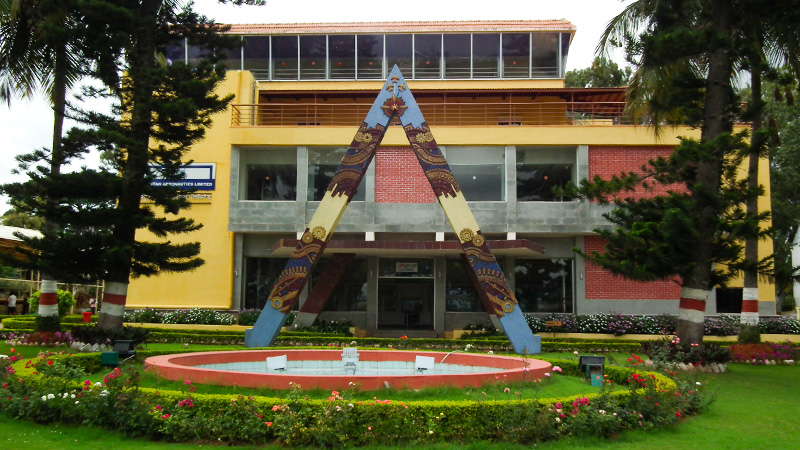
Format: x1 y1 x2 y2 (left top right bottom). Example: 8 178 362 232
238 308 262 326
28 290 76 317
70 325 150 346
124 308 236 326
640 337 731 366
297 318 353 335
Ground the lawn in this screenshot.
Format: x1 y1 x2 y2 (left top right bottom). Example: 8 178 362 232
2 341 798 448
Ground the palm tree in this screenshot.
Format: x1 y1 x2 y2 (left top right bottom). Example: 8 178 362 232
1 0 84 329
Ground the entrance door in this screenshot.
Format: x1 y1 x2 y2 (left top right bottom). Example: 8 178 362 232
377 258 434 330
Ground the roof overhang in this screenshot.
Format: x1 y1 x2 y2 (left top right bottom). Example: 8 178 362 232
269 239 544 258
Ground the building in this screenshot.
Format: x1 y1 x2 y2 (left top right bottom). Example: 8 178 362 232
126 20 775 335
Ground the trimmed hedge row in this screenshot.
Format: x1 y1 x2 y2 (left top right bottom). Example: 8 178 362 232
2 350 697 447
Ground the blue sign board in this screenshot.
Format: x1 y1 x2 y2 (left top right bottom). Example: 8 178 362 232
151 163 216 191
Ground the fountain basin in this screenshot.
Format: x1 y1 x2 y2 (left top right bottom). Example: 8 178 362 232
145 349 553 390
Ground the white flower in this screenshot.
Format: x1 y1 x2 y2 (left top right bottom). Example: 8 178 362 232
94 382 102 387
41 395 47 401
47 393 55 399
573 351 579 356
70 394 76 399
428 430 434 435
555 417 561 423
75 401 79 404
695 382 702 386
487 351 493 355
62 393 69 399
599 409 606 415
0 355 8 359
100 390 109 397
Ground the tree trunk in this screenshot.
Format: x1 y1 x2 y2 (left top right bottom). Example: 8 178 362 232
97 0 163 330
677 0 734 344
35 42 68 331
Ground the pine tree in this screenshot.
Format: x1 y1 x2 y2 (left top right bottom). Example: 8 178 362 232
2 1 242 330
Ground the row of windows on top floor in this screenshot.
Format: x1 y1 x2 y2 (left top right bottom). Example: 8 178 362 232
168 32 571 81
240 146 576 202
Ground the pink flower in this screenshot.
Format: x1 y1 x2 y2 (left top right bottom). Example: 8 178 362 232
552 366 562 373
184 380 192 385
544 373 551 378
503 387 510 393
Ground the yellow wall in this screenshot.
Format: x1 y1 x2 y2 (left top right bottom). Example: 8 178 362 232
127 72 255 309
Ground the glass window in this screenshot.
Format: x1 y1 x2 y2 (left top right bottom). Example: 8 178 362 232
244 257 289 310
386 34 412 75
414 34 441 79
313 257 368 311
560 33 570 77
379 258 434 278
502 33 530 78
299 35 326 80
164 39 185 65
243 36 269 78
271 35 298 80
244 148 297 201
357 34 383 79
329 35 355 79
446 258 481 312
447 147 504 201
444 34 470 79
514 259 573 313
308 147 366 201
186 43 209 67
516 147 575 201
222 36 242 71
472 34 499 78
532 33 559 78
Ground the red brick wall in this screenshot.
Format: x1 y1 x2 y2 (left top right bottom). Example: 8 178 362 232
375 147 436 203
584 236 681 300
588 146 687 199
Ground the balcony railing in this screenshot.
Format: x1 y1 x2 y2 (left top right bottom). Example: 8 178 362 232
231 101 629 127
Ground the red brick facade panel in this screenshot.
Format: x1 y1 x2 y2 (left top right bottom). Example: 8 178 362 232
375 147 436 203
584 236 681 300
588 146 687 200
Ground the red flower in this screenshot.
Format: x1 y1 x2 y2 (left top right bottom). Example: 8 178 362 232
47 360 54 366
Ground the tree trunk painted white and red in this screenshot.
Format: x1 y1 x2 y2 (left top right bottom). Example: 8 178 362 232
97 281 128 329
676 287 708 344
740 287 759 326
37 278 59 317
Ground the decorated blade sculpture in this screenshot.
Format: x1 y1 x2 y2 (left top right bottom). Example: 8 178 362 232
245 66 540 354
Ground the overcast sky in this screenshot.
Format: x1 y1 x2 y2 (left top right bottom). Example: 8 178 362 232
0 0 634 214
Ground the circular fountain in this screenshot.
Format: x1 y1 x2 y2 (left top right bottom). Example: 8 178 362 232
145 349 552 390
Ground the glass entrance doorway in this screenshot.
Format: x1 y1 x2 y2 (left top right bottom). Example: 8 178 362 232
377 258 434 330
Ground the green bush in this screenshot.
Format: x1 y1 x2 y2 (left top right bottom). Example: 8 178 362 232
2 353 697 447
28 290 76 317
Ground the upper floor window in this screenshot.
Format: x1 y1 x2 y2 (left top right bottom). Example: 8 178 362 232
221 32 567 81
446 146 505 201
516 147 575 201
272 36 298 80
308 147 366 202
242 148 297 201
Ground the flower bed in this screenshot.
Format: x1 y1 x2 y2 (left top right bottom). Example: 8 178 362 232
525 313 800 336
0 348 716 447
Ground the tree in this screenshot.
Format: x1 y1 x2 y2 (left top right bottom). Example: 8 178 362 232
581 0 773 344
565 56 632 88
0 0 92 330
765 76 800 312
1 207 43 230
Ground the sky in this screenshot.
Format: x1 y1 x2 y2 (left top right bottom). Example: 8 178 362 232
0 0 634 214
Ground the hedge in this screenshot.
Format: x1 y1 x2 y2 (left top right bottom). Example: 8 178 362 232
1 350 701 447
